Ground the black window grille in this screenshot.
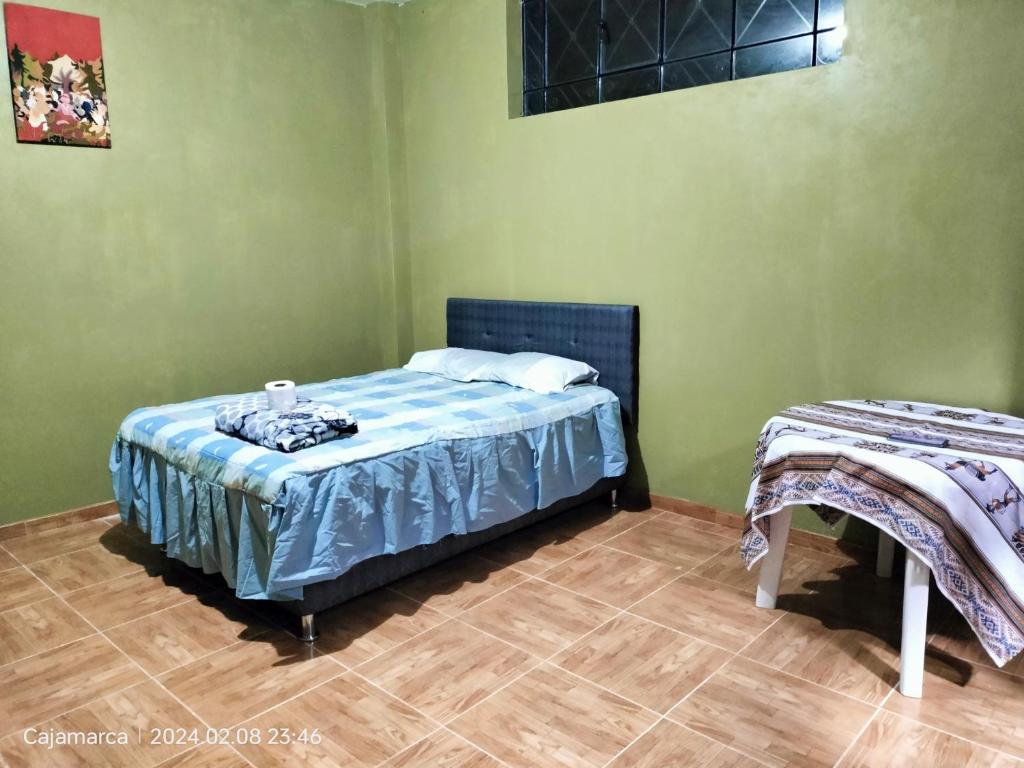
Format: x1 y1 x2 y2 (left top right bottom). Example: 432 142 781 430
522 0 845 116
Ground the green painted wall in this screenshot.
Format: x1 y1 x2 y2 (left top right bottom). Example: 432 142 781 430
4 0 1023 534
0 0 401 523
388 0 1024 533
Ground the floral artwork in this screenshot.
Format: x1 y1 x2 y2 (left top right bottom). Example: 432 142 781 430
4 3 110 147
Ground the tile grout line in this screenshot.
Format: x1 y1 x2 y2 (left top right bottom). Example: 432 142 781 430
438 726 517 768
321 652 521 768
382 509 641 626
598 604 788 768
41 562 158 600
344 660 523 768
610 592 790 768
369 725 446 768
738 654 901 710
98 586 272 635
0 632 95 671
223 654 353 732
652 608 793 767
882 707 1024 763
9 516 1022 765
374 533 760 765
470 506 661 576
594 529 1024 767
831 687 895 768
1 525 141 568
0 544 259 768
365 514 784 763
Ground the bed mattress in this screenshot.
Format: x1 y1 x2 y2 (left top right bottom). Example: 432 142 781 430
110 369 627 600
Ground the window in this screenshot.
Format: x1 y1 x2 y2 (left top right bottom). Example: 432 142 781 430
522 0 845 116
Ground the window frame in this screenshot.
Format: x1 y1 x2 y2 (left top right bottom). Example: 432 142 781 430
521 0 844 117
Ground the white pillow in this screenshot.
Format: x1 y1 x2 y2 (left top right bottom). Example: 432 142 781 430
490 352 599 394
404 347 508 382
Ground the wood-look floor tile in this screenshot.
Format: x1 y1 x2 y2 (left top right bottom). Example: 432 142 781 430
106 592 269 675
743 611 900 704
65 566 211 629
0 546 18 571
0 523 27 543
839 711 1020 768
450 663 657 768
2 520 112 563
671 656 875 768
473 518 595 575
358 620 533 721
541 546 680 609
929 612 1024 677
883 653 1024 757
388 553 526 615
692 543 867 600
604 515 735 569
106 520 152 542
384 731 501 768
29 532 166 594
159 630 340 728
235 673 435 767
555 613 731 713
545 504 661 544
154 744 248 768
608 720 761 768
0 634 146 738
630 574 780 651
0 681 200 767
0 567 51 612
0 596 94 665
460 579 617 657
656 508 742 537
316 588 447 667
773 570 907 634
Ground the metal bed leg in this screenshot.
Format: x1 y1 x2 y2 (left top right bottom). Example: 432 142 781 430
300 613 318 643
876 529 896 578
755 507 792 609
900 548 929 698
610 489 619 508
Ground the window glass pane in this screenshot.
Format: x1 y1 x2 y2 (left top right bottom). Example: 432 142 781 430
817 0 844 30
601 0 661 73
524 89 547 116
546 78 599 111
734 34 813 79
546 0 600 85
664 0 733 60
663 51 731 92
601 66 661 102
735 0 814 46
815 27 843 65
523 0 546 91
523 0 844 114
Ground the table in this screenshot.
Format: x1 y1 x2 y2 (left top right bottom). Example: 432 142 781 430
741 400 1024 698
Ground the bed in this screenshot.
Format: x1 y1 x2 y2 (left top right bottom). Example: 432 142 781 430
110 298 639 639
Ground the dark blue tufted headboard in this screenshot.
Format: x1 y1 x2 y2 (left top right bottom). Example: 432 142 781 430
446 298 640 424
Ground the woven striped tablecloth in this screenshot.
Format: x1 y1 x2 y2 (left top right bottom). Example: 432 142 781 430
742 400 1024 666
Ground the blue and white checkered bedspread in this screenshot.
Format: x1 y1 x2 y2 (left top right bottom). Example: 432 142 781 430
115 369 621 504
110 369 627 599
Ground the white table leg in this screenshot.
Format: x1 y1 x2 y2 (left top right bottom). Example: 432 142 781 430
756 507 792 609
900 547 930 698
877 529 896 578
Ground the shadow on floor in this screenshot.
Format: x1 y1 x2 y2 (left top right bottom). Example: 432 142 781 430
777 538 979 688
102 497 638 664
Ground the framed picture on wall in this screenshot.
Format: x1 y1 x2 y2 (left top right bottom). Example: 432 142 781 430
4 2 110 147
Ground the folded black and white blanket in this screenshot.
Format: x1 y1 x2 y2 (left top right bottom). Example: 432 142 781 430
215 395 358 453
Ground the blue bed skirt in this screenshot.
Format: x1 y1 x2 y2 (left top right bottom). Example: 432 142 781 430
110 402 626 601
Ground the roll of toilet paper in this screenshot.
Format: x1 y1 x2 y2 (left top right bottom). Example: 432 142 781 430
265 380 298 411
